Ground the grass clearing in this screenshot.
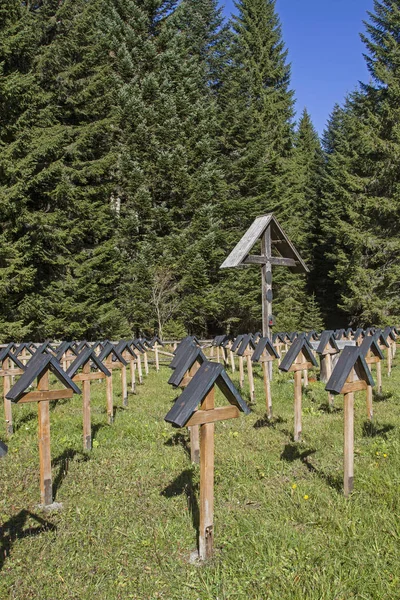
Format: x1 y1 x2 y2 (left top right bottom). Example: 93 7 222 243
1 357 400 599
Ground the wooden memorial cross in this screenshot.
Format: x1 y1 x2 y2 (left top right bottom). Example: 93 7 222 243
56 342 78 372
212 336 228 367
220 215 308 380
148 336 164 372
6 353 81 506
165 362 250 561
222 337 236 372
140 338 151 383
252 337 280 418
0 344 25 435
374 332 390 391
12 342 34 367
279 337 318 442
98 343 128 424
326 346 375 497
359 336 384 421
168 344 208 464
67 348 111 450
314 331 340 408
236 334 256 401
353 329 366 347
115 341 138 405
382 327 396 376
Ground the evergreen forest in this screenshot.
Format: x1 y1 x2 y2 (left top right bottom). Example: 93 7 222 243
1 0 399 341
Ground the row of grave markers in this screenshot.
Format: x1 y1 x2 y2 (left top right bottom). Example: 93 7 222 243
1 325 397 560
0 336 165 508
162 326 398 560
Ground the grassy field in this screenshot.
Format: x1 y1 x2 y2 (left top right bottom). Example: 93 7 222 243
1 352 400 599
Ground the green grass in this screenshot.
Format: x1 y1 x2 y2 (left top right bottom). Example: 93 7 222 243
1 355 400 599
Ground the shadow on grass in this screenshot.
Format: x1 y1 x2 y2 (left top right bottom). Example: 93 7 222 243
52 449 90 500
49 398 70 412
14 411 37 430
91 423 107 443
0 510 56 572
253 415 286 429
281 443 343 492
164 432 191 460
362 421 395 439
318 403 342 414
161 468 199 544
373 390 393 402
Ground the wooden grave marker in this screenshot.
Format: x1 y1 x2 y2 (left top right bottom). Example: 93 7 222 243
165 362 250 561
98 343 128 424
67 348 111 450
236 334 256 401
0 344 25 435
358 336 384 421
6 352 81 507
168 344 208 464
115 341 138 405
252 336 279 418
279 337 318 442
220 215 308 380
374 332 390 392
326 346 375 497
148 336 164 372
314 331 340 408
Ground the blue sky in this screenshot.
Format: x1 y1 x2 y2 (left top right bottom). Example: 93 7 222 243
221 0 375 134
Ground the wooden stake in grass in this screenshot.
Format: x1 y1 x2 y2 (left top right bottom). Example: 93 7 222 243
66 347 111 451
165 361 250 562
326 345 375 497
315 331 340 409
279 337 318 442
167 344 208 465
236 335 256 402
252 337 279 419
98 343 128 422
359 336 384 422
0 345 25 436
6 353 81 506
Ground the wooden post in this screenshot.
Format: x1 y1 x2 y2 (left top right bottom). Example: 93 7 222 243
387 346 392 377
3 359 13 436
294 367 302 443
246 353 255 402
376 360 382 394
262 360 272 419
230 349 235 373
130 359 136 394
343 373 354 498
188 362 200 464
190 424 200 464
239 356 244 389
137 352 144 385
366 384 373 422
121 363 128 407
155 343 160 372
106 357 114 425
261 229 273 380
302 368 308 388
82 362 91 451
199 387 215 561
38 371 52 506
216 346 220 364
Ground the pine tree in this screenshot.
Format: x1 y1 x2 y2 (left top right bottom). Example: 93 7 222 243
0 0 130 340
317 0 400 327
